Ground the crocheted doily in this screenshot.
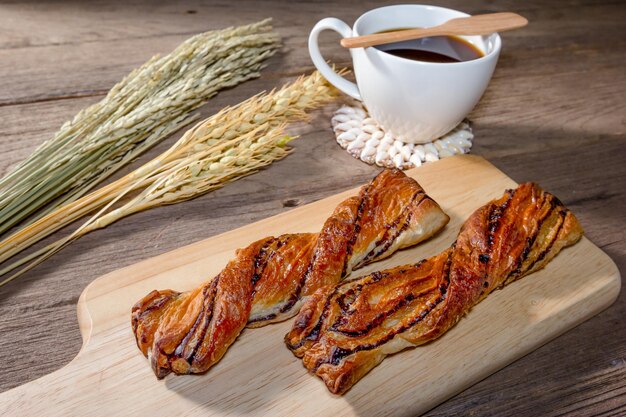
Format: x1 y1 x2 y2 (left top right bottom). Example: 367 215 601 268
331 102 473 169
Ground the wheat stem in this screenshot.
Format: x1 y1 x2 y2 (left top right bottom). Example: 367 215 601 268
0 19 280 236
0 71 340 284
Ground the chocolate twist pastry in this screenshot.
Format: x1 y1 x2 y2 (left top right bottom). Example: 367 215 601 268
132 169 449 378
285 183 584 394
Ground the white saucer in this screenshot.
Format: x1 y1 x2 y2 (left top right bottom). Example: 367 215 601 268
332 101 473 169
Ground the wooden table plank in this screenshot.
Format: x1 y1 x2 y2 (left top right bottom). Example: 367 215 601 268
0 0 624 415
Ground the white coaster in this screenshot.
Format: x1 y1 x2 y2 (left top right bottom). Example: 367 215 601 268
331 101 473 169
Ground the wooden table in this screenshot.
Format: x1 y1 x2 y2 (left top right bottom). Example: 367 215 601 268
0 1 624 415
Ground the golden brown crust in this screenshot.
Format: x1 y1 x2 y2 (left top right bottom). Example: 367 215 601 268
285 183 584 395
131 169 449 378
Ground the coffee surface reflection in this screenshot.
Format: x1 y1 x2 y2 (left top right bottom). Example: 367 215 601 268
374 30 484 63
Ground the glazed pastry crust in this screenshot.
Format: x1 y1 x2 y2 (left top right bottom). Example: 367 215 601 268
285 183 584 395
131 169 449 378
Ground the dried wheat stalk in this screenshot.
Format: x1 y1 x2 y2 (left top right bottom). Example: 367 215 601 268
0 71 340 285
0 19 280 236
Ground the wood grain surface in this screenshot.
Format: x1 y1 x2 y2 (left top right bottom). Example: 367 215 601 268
0 156 620 416
0 0 624 416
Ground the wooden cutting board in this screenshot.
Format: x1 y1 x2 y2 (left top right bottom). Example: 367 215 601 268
0 155 620 416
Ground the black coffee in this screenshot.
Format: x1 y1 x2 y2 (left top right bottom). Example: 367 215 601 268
374 29 484 63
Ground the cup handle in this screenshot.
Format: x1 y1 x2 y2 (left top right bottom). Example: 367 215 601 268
308 18 361 100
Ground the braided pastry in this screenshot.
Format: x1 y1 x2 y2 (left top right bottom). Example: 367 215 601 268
132 169 449 377
285 183 584 394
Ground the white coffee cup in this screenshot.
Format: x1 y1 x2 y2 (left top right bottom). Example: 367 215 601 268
309 4 501 144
